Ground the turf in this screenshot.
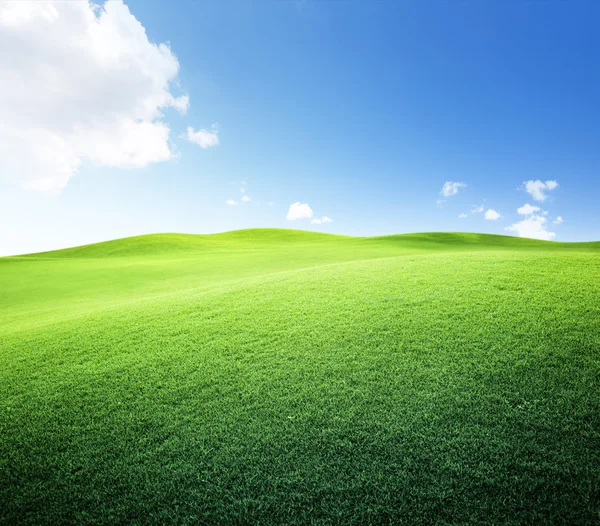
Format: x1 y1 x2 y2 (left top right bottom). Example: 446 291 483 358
1 229 599 524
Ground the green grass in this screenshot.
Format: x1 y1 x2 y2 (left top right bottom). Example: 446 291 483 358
1 229 599 524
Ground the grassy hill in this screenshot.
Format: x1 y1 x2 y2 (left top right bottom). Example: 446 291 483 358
1 230 599 524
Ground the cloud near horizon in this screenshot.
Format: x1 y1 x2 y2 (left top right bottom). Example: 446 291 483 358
286 202 314 221
505 214 556 241
311 216 333 225
287 202 333 224
505 200 563 240
0 0 191 192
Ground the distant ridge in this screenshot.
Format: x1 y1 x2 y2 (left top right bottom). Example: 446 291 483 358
10 229 600 259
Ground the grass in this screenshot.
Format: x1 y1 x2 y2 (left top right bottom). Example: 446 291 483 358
1 229 599 524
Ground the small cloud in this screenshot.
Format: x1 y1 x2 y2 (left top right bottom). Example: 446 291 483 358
240 187 245 193
523 180 559 201
471 204 484 214
311 216 333 225
226 199 238 206
241 195 251 202
505 214 556 241
287 202 313 220
187 124 219 149
458 213 468 219
554 216 564 224
517 203 541 216
441 181 466 197
436 199 445 208
268 202 274 206
485 209 501 220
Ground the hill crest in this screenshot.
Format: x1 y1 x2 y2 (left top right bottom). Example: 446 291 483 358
10 229 600 259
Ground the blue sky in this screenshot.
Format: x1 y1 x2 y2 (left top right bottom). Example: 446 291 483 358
1 0 599 255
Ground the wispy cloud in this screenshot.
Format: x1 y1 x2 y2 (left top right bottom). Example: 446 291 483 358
523 180 558 201
554 216 564 224
225 199 238 206
458 213 468 219
441 181 466 197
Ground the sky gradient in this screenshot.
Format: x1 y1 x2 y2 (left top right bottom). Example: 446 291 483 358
1 0 599 255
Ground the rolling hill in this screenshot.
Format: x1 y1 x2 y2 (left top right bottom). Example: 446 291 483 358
1 230 599 524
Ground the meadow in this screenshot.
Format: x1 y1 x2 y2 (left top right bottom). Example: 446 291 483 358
1 229 599 524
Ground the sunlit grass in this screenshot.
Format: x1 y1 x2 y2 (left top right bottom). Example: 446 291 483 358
1 230 599 524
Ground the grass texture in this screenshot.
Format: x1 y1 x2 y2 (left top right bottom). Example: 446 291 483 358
1 229 599 524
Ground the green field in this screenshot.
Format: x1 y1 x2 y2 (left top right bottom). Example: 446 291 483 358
2 229 599 524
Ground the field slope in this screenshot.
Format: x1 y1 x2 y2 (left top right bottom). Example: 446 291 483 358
1 230 599 524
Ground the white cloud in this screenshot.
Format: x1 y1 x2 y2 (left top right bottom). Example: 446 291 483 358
241 195 250 202
458 213 468 219
523 180 559 201
0 0 190 192
441 181 466 197
268 202 274 206
286 202 313 221
436 199 445 207
311 216 333 225
517 203 541 215
484 209 501 220
471 204 484 214
226 199 238 206
186 125 219 149
554 216 564 224
505 214 556 241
